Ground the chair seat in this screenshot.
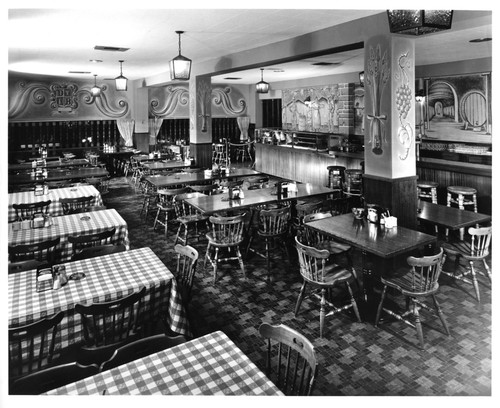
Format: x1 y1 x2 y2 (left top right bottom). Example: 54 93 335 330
317 263 354 285
381 272 439 297
442 241 488 261
178 214 209 224
206 232 244 247
156 202 175 211
315 240 351 254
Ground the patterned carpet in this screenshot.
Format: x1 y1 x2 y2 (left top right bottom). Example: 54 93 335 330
103 174 492 396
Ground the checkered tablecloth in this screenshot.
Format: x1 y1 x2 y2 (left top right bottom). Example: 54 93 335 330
46 330 282 395
8 209 129 262
8 185 104 222
9 247 191 354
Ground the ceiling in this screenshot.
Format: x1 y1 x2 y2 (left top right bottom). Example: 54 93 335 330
7 7 492 86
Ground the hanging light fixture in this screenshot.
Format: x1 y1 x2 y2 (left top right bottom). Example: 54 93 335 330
91 74 101 97
169 30 192 80
255 68 269 94
387 10 453 36
115 60 128 91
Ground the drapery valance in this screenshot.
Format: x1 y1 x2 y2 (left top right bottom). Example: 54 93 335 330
116 119 135 147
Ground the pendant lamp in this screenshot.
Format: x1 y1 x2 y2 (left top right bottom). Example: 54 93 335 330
387 10 453 36
91 74 101 97
170 31 192 80
256 68 269 94
115 60 128 91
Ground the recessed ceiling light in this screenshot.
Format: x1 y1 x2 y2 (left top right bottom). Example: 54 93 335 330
68 71 91 74
469 38 492 43
273 69 285 73
224 77 242 80
89 59 103 63
94 45 130 52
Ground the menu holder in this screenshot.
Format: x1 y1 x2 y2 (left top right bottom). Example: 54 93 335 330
36 265 54 292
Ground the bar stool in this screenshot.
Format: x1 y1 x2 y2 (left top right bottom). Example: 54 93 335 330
212 143 228 167
446 186 478 240
343 169 363 208
326 165 345 198
417 181 438 234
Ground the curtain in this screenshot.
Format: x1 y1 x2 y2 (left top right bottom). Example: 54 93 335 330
148 117 163 146
237 116 250 141
116 119 135 147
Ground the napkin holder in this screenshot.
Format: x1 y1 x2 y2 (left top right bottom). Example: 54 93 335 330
385 216 398 229
36 265 54 292
32 212 45 228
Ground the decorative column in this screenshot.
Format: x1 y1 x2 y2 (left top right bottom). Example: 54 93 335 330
189 75 212 168
363 34 417 229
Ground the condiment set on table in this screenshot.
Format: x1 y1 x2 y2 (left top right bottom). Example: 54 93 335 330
352 204 397 228
11 212 53 231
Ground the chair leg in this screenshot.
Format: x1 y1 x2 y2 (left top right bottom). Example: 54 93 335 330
265 238 271 280
294 281 307 316
431 294 450 336
412 299 425 350
153 209 160 230
213 247 220 284
319 288 326 338
236 247 245 279
482 259 492 283
374 285 387 326
469 261 481 303
346 282 361 322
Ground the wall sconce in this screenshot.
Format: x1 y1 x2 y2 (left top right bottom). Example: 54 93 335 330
359 71 365 87
90 74 101 97
170 31 192 81
304 96 312 106
256 68 270 94
387 10 453 35
115 60 128 91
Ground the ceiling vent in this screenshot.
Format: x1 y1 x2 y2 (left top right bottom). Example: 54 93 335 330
94 45 130 52
224 77 242 80
311 62 340 66
68 71 91 74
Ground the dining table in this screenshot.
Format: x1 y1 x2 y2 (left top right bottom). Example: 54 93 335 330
141 160 192 172
8 158 91 172
305 213 437 314
417 201 491 232
144 167 261 190
8 185 104 222
9 247 191 356
8 208 130 262
184 182 334 215
8 167 109 186
45 330 282 395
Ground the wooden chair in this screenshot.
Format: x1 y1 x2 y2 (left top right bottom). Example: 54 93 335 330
174 244 199 305
100 333 187 372
85 176 110 195
83 205 107 212
204 214 246 284
60 195 94 214
441 226 492 302
258 322 318 396
246 206 291 280
153 186 190 237
173 192 210 246
375 248 450 349
189 184 219 195
139 180 159 221
68 227 116 259
9 311 65 387
10 362 99 395
291 200 323 237
75 286 146 366
8 237 61 264
13 200 52 221
71 243 127 262
294 236 361 338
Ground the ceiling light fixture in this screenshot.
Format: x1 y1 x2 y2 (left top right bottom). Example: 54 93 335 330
387 10 453 36
469 38 492 43
256 68 269 94
115 60 128 91
170 31 192 81
359 71 365 87
91 74 101 97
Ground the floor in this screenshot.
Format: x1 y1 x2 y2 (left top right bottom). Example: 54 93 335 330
101 170 491 397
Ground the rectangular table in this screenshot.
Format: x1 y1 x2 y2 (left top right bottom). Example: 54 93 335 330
8 185 103 222
145 167 261 189
9 247 191 354
8 167 109 186
8 158 90 172
45 330 281 395
185 183 334 215
8 208 130 262
142 160 191 172
417 201 491 230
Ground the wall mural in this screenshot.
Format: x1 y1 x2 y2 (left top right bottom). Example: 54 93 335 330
8 80 129 119
394 51 414 160
281 86 341 133
149 85 247 120
366 44 390 155
417 73 492 139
